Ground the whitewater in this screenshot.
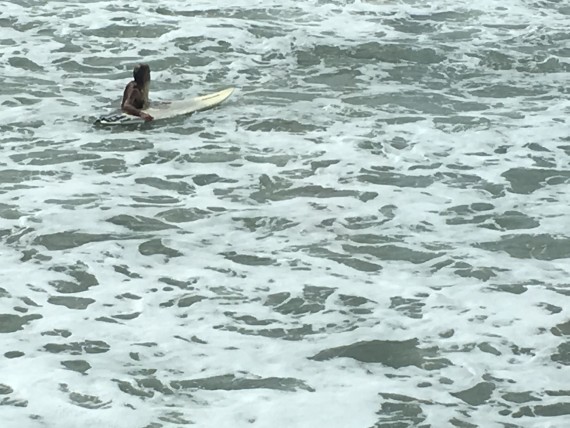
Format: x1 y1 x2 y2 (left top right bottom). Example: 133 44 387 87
1 1 569 427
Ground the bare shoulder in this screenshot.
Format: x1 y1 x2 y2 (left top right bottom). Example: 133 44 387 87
124 81 140 96
122 81 141 107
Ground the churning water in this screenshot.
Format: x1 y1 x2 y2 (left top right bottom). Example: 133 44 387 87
1 0 570 427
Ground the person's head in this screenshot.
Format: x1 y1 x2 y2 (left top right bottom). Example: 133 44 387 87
133 63 151 85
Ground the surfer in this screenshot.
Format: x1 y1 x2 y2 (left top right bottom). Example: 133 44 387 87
121 63 153 122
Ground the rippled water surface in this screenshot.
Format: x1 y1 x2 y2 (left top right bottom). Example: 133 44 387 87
1 0 570 427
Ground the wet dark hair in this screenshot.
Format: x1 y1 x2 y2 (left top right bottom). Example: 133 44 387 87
133 63 150 84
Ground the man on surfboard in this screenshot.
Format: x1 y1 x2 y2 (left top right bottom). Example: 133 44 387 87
121 63 153 122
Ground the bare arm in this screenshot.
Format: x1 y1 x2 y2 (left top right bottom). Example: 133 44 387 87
121 84 153 121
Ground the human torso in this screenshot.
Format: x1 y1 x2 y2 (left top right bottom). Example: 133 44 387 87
122 81 148 109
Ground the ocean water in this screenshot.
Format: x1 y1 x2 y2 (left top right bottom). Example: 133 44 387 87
1 0 570 427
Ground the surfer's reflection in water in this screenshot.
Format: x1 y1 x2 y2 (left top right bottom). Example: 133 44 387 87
121 63 154 122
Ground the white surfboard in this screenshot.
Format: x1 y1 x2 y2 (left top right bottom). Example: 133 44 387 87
95 87 234 125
